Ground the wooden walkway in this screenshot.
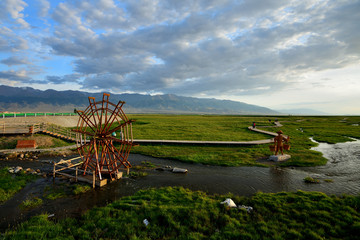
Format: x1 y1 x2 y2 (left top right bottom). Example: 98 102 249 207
133 123 284 146
1 122 285 150
133 138 273 145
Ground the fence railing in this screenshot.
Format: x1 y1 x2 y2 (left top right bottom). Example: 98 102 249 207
1 112 77 118
0 122 77 141
0 122 45 135
41 123 78 141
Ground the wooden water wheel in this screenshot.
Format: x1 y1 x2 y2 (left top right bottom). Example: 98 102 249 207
73 93 135 180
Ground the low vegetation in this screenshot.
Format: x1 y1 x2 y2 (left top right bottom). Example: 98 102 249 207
19 197 43 210
128 115 360 167
3 187 360 239
303 176 320 184
44 183 92 200
0 134 73 150
0 167 39 203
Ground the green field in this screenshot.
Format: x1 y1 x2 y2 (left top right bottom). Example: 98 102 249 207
3 187 360 239
127 115 360 167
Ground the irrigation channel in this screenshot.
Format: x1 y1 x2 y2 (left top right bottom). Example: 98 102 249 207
1 138 360 231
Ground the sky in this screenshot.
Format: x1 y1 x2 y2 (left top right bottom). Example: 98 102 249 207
0 0 359 115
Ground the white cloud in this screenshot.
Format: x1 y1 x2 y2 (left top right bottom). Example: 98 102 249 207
0 0 359 114
0 0 29 28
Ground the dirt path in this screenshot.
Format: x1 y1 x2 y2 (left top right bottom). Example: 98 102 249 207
0 116 80 127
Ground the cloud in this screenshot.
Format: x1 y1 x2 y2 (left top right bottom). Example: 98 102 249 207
37 0 50 17
0 56 29 66
46 74 82 84
0 0 359 114
0 26 28 52
40 0 359 98
0 0 29 28
0 69 32 82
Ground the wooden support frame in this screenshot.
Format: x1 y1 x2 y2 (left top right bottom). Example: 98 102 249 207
72 93 136 181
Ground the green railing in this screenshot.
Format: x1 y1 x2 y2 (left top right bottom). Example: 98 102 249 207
1 112 77 118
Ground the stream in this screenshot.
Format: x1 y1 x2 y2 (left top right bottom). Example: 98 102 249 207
1 138 360 231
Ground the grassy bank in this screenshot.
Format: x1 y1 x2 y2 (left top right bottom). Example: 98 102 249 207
0 134 74 150
129 115 360 167
0 167 39 203
3 187 360 239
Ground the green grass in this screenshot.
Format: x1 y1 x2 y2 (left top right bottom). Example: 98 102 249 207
127 115 360 167
19 197 43 210
43 183 92 200
128 171 148 178
0 167 39 203
0 134 74 151
72 184 92 195
129 114 271 141
304 176 320 184
3 187 360 239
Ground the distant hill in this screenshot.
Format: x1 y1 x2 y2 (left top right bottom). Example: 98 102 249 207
0 85 279 115
277 108 329 115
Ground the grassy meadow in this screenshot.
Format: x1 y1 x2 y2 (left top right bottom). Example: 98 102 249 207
3 187 360 239
127 115 360 167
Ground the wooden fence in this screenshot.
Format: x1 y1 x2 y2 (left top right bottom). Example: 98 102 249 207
42 123 78 141
0 122 44 135
53 156 108 188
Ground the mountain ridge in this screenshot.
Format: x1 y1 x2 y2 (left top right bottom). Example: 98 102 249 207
0 85 279 115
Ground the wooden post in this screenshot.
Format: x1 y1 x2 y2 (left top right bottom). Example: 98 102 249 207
127 168 130 175
92 171 96 188
53 162 56 179
75 167 78 182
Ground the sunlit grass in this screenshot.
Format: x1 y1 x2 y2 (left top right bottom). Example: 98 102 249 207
19 197 43 210
4 187 360 239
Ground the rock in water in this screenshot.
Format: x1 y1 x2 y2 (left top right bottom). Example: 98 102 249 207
14 166 23 173
172 167 188 173
269 154 291 162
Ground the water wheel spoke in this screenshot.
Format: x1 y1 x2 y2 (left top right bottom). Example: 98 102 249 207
103 101 125 134
75 93 134 182
76 110 97 133
104 120 134 137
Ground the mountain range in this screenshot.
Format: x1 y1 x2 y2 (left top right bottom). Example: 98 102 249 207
0 85 280 115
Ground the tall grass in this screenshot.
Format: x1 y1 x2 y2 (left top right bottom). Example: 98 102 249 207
3 187 360 239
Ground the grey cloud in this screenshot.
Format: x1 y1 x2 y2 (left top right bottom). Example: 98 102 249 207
82 73 125 91
1 56 29 66
0 28 28 52
0 70 44 84
44 0 359 97
46 74 82 84
74 55 151 75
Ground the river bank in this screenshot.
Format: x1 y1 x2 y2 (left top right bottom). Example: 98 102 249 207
1 133 360 232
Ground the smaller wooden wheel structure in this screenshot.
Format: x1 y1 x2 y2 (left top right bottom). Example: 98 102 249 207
73 93 135 180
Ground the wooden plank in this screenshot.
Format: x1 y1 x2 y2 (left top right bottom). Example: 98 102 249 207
55 172 107 187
